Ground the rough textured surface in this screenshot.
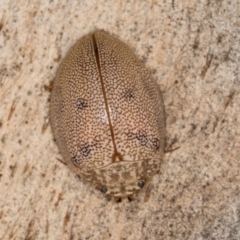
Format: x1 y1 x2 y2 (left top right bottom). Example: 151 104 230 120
0 0 239 239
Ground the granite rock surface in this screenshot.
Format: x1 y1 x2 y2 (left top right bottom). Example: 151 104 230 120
0 0 239 239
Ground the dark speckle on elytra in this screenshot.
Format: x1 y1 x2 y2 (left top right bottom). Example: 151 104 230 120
81 146 91 156
123 89 135 100
127 131 160 151
76 98 88 109
149 138 160 150
137 131 148 146
71 142 98 165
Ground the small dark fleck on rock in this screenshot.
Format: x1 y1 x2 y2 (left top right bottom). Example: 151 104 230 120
0 22 3 31
44 81 54 92
53 54 62 63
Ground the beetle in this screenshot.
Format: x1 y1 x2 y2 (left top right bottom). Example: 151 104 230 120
50 30 165 201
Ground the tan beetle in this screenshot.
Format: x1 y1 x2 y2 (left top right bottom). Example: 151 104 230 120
50 30 165 201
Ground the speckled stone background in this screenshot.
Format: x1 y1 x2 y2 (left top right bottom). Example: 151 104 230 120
0 0 239 239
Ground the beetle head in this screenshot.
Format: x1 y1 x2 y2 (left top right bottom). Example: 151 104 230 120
100 179 145 201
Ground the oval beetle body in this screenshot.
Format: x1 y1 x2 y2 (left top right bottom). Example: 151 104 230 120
50 30 165 200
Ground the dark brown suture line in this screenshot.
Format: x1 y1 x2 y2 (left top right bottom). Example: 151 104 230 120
92 33 122 162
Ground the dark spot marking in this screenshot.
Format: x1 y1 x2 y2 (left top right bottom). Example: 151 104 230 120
79 143 91 157
149 138 160 150
126 132 135 140
76 98 88 110
127 131 160 151
123 89 135 100
127 131 148 145
71 155 80 164
136 130 148 146
71 142 98 164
